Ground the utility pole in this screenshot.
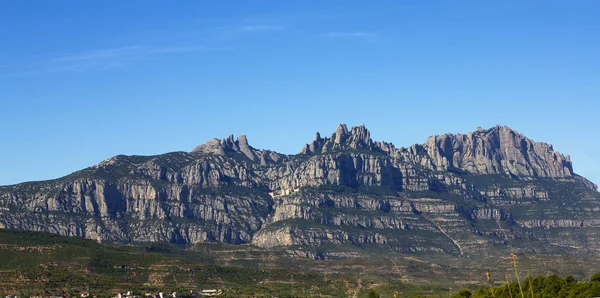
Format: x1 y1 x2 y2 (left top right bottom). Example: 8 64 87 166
291 274 294 297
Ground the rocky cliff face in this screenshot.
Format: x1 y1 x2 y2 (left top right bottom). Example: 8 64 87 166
1 124 599 258
423 126 573 177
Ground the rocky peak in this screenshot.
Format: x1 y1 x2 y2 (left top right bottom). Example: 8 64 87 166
300 124 379 154
220 134 238 151
236 134 256 161
193 134 284 164
334 124 349 144
301 132 325 154
193 138 226 155
237 134 249 146
193 134 256 160
423 125 574 178
346 124 373 149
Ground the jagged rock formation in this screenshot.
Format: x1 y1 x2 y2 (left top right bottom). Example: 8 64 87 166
300 124 379 154
193 134 285 165
1 124 599 258
423 126 573 177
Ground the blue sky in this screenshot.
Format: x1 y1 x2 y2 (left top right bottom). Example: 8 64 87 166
1 0 599 186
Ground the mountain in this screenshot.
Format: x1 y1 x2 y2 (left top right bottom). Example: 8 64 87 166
1 124 599 258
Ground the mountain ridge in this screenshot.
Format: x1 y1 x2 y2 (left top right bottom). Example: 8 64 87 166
1 124 599 259
190 123 592 189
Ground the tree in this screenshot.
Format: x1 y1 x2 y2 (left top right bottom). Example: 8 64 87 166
590 272 600 283
541 274 565 297
368 289 380 298
584 282 600 297
450 288 472 298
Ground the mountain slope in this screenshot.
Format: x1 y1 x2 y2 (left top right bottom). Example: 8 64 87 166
0 229 354 297
0 124 598 257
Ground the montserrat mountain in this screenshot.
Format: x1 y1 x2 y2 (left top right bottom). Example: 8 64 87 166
1 124 598 257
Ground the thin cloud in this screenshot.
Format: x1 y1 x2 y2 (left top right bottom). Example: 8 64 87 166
6 20 288 77
52 46 143 62
146 45 208 54
212 24 291 42
326 31 380 43
5 45 209 76
14 62 126 76
234 25 289 32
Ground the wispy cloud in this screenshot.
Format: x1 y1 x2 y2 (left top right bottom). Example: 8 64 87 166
52 46 143 62
4 18 291 77
6 45 209 76
326 31 380 43
234 24 289 32
145 45 208 54
210 24 291 42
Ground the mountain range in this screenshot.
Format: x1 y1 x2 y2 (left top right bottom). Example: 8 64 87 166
1 124 599 258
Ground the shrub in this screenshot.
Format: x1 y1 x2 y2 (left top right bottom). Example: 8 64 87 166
451 288 472 298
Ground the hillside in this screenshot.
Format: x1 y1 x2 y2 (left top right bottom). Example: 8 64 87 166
1 124 599 258
0 229 359 297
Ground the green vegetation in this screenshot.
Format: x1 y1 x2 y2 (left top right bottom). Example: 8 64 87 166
3 229 600 297
453 273 600 298
0 230 349 297
357 282 448 298
368 289 380 298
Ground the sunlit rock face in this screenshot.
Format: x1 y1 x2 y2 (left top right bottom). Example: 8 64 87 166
1 124 599 257
423 125 573 178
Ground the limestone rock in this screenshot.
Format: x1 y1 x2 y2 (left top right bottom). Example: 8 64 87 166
423 126 574 178
1 123 599 257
